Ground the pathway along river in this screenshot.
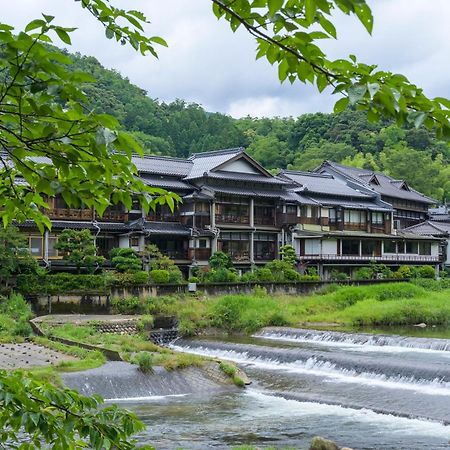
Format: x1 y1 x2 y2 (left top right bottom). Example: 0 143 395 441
112 328 450 449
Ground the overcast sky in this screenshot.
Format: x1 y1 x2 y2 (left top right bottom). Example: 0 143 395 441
3 1 450 118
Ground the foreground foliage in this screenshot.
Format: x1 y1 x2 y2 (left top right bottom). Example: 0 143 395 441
0 370 145 449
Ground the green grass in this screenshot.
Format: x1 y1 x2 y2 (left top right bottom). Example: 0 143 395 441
144 281 450 334
43 322 207 371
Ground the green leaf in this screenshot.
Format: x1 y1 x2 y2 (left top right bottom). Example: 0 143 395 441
25 19 46 32
348 83 367 105
55 28 71 44
333 96 349 113
268 0 283 17
305 0 317 24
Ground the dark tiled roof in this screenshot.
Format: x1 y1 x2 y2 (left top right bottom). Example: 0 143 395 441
319 161 436 204
139 175 193 190
128 219 191 236
280 170 371 199
131 155 192 176
201 170 289 185
310 197 392 211
186 148 244 179
404 220 450 236
205 184 307 202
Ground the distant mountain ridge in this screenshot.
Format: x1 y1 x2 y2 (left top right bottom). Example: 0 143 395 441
66 51 450 201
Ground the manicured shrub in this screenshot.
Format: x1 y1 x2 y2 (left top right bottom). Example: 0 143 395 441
110 248 142 272
416 265 436 279
130 271 149 285
395 265 412 279
205 268 239 283
255 268 274 282
208 251 233 270
144 244 184 284
355 267 372 280
279 244 296 266
284 268 302 281
188 276 200 283
330 269 349 281
149 269 170 284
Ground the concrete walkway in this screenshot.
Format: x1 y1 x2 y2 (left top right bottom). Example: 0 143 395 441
0 342 77 369
32 314 137 325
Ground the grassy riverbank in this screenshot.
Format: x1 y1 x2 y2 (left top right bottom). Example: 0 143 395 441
145 280 450 336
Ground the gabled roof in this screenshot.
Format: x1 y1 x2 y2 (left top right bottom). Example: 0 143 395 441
186 148 275 181
318 161 436 204
279 170 371 199
404 220 450 236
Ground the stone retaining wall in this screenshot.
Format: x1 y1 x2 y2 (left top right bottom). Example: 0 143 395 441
30 279 406 315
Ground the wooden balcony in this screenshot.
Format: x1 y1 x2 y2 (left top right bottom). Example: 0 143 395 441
215 214 250 225
101 210 128 222
147 213 179 222
188 248 211 261
299 217 321 226
254 252 276 261
254 215 276 226
47 208 93 220
344 222 367 231
162 250 189 260
276 212 298 226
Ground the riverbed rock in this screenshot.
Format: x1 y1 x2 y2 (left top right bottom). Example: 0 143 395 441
413 323 427 328
309 436 340 450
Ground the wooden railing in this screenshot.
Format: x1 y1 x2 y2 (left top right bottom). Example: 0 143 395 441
215 214 250 225
147 213 179 222
188 248 211 261
254 216 276 226
47 208 93 220
101 210 128 222
276 213 298 226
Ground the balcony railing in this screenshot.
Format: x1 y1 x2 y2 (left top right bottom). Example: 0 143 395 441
161 250 189 260
215 214 250 225
298 254 439 262
276 213 298 226
188 248 211 261
344 222 367 231
147 213 179 222
47 208 93 220
101 210 128 222
254 252 276 261
254 216 276 226
228 251 250 261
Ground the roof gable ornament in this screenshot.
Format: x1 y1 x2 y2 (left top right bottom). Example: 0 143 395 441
213 151 273 177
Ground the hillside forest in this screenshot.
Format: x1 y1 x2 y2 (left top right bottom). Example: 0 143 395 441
72 52 450 202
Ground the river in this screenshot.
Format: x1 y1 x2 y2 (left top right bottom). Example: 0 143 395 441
84 328 450 449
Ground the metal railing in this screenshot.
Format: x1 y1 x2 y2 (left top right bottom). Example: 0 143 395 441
298 254 439 262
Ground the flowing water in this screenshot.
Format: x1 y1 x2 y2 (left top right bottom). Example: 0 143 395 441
69 328 450 449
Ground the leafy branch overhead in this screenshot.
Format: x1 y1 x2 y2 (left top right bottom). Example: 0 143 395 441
0 14 177 231
210 0 450 138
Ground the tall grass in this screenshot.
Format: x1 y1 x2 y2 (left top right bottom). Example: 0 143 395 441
146 282 450 333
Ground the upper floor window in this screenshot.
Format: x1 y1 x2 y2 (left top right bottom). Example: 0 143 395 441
344 210 366 224
371 212 384 224
329 208 337 222
286 205 297 215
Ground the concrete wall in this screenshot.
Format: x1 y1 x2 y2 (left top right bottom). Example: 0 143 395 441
31 279 407 315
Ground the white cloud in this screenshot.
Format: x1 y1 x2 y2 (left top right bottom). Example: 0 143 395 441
1 0 450 118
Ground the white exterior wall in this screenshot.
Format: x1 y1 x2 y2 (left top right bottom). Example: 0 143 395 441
221 159 259 174
446 239 450 265
119 235 130 248
322 239 338 255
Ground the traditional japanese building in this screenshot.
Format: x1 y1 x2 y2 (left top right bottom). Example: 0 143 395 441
316 161 436 229
17 148 442 277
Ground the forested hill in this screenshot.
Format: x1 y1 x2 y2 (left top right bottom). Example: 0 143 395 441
70 52 450 202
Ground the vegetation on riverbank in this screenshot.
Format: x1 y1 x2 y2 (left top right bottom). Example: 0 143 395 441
137 280 450 335
40 321 205 371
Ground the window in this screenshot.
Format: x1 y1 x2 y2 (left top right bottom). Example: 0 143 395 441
419 242 431 255
130 236 140 248
344 210 366 224
384 240 397 253
47 236 58 258
304 239 320 255
371 212 384 224
342 239 360 256
196 202 209 213
329 208 337 222
362 240 381 256
286 205 297 215
29 236 43 257
198 239 208 249
406 241 419 254
254 233 276 241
